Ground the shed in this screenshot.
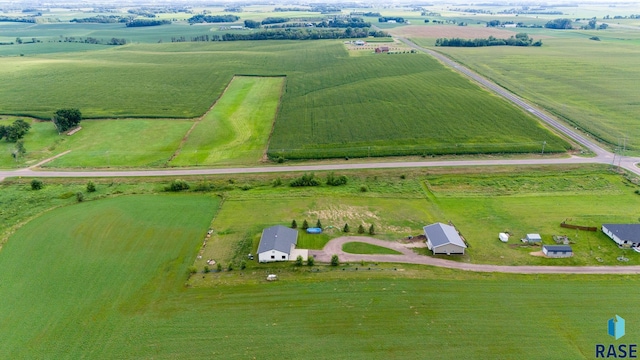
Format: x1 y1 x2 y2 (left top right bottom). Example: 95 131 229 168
542 245 573 258
499 233 509 242
525 233 542 243
258 225 299 263
375 46 390 53
423 223 467 255
602 224 640 248
354 40 365 46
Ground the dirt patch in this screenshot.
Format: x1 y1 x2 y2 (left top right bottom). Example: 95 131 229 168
530 251 546 257
307 205 380 223
389 25 519 39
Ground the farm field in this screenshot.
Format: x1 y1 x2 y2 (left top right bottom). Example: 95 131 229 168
411 33 640 154
0 40 570 163
0 191 638 358
171 76 284 166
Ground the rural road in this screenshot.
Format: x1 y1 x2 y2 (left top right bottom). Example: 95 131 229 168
311 237 640 275
0 39 638 181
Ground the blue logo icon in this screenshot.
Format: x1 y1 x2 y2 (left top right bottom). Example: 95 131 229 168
609 315 626 340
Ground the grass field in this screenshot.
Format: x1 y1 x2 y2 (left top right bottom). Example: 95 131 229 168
342 241 402 254
414 32 640 154
0 40 570 160
171 76 284 166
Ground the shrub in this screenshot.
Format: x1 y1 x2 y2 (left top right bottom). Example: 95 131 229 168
290 173 320 187
239 184 252 191
276 156 285 163
188 266 197 274
272 177 283 187
295 255 303 266
30 179 43 190
326 172 348 186
291 219 298 229
369 224 375 235
86 181 96 193
193 181 213 192
302 220 309 230
307 256 315 266
76 192 84 202
358 224 365 234
343 223 350 233
203 265 210 273
227 263 233 271
166 179 190 192
240 260 246 270
330 254 339 266
400 174 406 179
216 263 222 272
360 185 368 192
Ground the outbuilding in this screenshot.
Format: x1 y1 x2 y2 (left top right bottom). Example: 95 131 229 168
602 224 640 248
524 233 542 244
542 245 573 258
258 225 300 263
423 222 467 255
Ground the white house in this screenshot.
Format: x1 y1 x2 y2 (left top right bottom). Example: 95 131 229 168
423 223 467 255
602 224 640 248
542 245 573 258
258 225 300 263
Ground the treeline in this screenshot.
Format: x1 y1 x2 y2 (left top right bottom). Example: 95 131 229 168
350 12 381 17
544 18 572 29
187 14 239 24
316 17 369 28
127 9 156 18
71 15 128 23
58 36 126 45
0 15 36 23
171 28 388 43
125 19 171 27
436 34 542 47
261 17 288 25
378 17 405 23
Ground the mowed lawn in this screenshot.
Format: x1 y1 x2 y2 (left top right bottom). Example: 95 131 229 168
0 194 219 358
0 117 61 169
425 34 640 153
171 76 284 166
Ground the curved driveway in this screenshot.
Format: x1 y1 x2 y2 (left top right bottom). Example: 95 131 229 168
311 237 640 274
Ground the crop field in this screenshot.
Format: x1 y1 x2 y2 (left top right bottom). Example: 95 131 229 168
0 39 570 161
0 192 638 358
171 76 284 166
414 32 640 154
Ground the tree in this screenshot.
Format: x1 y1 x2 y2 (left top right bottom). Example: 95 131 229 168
52 108 82 133
369 224 375 235
12 140 26 160
244 19 261 28
316 219 322 229
343 223 350 233
302 220 309 230
86 181 96 192
227 263 233 271
31 179 43 190
330 254 339 266
291 219 297 228
295 255 303 266
2 119 30 142
358 224 365 234
307 255 315 266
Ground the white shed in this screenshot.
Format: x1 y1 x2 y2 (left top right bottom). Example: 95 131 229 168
525 233 542 243
499 233 509 242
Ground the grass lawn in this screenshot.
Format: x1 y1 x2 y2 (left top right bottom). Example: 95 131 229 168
342 241 402 254
417 33 640 154
0 117 63 169
0 194 219 358
171 76 284 166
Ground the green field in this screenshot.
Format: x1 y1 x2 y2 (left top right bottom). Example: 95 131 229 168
342 241 402 254
417 33 640 154
171 76 284 166
0 40 570 161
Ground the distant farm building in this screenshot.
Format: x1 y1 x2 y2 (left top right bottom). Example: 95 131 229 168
424 222 467 255
375 46 390 53
542 245 573 258
354 40 366 46
524 233 542 244
602 224 640 248
258 225 307 262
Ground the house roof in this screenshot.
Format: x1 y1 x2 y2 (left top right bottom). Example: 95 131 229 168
423 223 467 249
543 245 573 253
603 224 640 242
258 225 298 254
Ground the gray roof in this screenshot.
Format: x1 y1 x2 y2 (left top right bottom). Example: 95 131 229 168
423 223 467 249
258 225 298 254
603 224 640 243
543 245 573 253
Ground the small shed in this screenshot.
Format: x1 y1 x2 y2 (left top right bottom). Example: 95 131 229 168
524 233 542 243
542 245 573 258
499 233 509 242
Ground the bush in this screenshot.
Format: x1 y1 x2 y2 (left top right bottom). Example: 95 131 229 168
360 185 368 192
227 263 233 271
307 256 315 266
30 179 43 190
331 254 339 266
302 220 309 230
272 177 283 187
240 260 246 270
166 179 190 192
86 181 96 193
188 266 197 274
358 224 365 234
291 219 298 229
369 224 375 235
326 172 348 186
239 184 252 191
295 255 303 266
193 181 214 192
76 192 84 202
203 265 210 273
290 173 320 187
216 263 222 272
343 223 350 233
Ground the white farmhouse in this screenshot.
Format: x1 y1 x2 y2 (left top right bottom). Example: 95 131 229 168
602 224 640 248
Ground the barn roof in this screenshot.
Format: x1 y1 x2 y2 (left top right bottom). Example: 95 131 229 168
603 224 640 242
258 225 298 254
423 223 467 249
